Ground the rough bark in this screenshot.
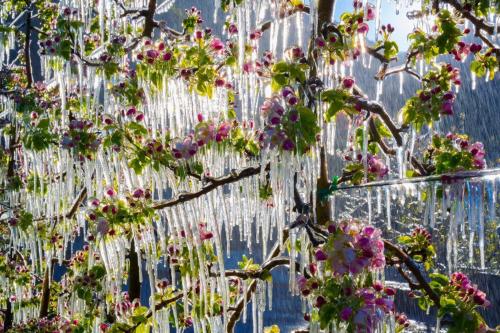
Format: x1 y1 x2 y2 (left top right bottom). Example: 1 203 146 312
127 240 141 301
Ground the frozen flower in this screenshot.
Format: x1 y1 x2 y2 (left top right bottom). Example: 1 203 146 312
173 137 198 159
316 37 326 48
366 3 376 20
315 249 328 261
209 38 225 52
357 22 369 34
340 307 353 321
470 43 482 53
441 101 454 115
282 138 295 151
342 77 355 89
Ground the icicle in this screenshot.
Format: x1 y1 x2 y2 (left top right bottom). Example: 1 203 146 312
375 0 382 41
435 316 441 333
386 186 391 230
242 279 248 323
399 71 404 94
478 182 485 269
430 183 436 228
396 147 404 179
367 188 372 224
375 80 383 101
377 187 382 215
252 291 257 333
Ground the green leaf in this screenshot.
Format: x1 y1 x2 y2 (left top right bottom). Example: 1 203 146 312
260 269 273 282
131 306 149 324
321 89 351 122
318 303 336 329
245 140 260 156
264 325 280 333
134 322 151 333
90 265 106 279
397 235 413 245
18 211 33 231
271 73 288 91
289 64 306 83
471 60 487 77
126 122 148 136
272 61 289 73
429 273 449 286
417 296 431 311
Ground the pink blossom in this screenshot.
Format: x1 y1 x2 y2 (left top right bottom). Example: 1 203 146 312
340 307 353 321
357 22 369 34
243 61 254 73
441 101 454 115
282 138 295 151
297 276 308 291
249 29 262 40
216 122 231 142
173 137 198 159
132 188 144 198
209 38 225 52
470 43 482 53
316 37 326 48
366 4 376 20
228 23 238 35
315 249 328 261
342 77 355 89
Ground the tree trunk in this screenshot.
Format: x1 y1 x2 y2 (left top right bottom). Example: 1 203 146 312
4 300 13 331
316 146 331 225
39 266 50 318
128 240 141 301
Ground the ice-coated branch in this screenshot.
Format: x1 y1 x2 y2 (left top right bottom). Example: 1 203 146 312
152 164 266 210
377 61 421 81
384 240 499 333
211 256 310 280
331 167 500 191
23 2 33 89
113 0 149 18
317 0 336 32
38 265 51 318
441 0 495 35
347 94 404 146
2 164 264 227
367 117 429 176
440 0 500 61
384 240 441 305
316 146 331 225
142 0 157 38
127 240 141 301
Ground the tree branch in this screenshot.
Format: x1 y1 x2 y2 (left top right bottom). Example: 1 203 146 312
317 0 336 31
24 4 33 88
316 146 331 225
383 240 441 306
142 0 157 38
442 0 495 35
347 94 404 146
152 164 266 210
38 265 50 318
368 117 396 155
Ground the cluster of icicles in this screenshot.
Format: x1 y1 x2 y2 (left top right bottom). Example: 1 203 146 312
0 0 499 332
333 175 499 274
